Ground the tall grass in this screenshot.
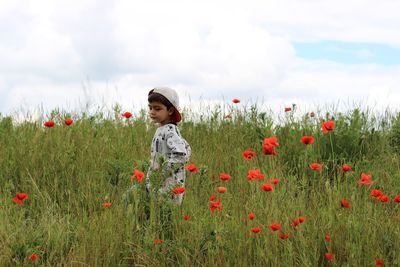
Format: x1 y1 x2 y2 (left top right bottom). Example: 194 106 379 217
1 103 400 266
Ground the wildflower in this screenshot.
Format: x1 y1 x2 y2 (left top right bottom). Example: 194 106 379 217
264 136 279 147
291 219 300 227
301 136 315 144
43 120 55 127
376 259 384 265
371 189 383 198
186 163 199 173
284 107 292 112
379 195 389 203
154 239 163 245
309 112 315 117
279 233 289 239
341 164 352 172
232 98 240 104
248 212 255 220
309 163 322 170
261 183 274 192
358 173 373 185
64 119 73 126
132 169 145 182
219 173 232 181
122 112 133 118
270 178 280 185
12 193 28 204
298 216 305 223
30 253 39 262
217 186 227 193
269 223 281 231
182 215 191 220
209 196 223 211
242 150 256 160
102 202 112 208
394 194 400 203
172 187 186 194
321 120 335 134
324 253 334 262
250 227 262 233
246 169 264 181
16 193 28 200
325 233 331 241
263 136 279 156
340 199 351 208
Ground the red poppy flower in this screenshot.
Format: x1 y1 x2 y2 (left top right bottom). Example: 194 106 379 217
340 199 351 208
264 136 279 147
358 173 373 185
376 259 384 265
242 150 256 160
321 120 335 134
341 164 352 172
309 163 322 170
248 212 255 220
379 195 389 203
217 186 227 193
16 193 28 200
301 136 315 144
269 223 281 231
154 239 163 245
232 99 240 104
13 192 28 204
270 178 280 185
219 173 232 181
43 120 55 127
246 169 264 181
30 253 39 262
172 187 186 194
284 107 292 112
132 169 145 182
371 189 383 198
64 119 73 126
263 144 278 156
209 196 223 211
122 112 133 118
186 163 199 173
298 216 305 223
279 233 289 239
182 215 191 220
250 227 262 233
261 183 274 192
291 219 300 227
102 202 112 208
325 233 331 241
394 194 400 203
324 253 334 262
12 197 23 204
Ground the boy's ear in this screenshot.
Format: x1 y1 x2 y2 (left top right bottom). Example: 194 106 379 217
168 107 175 116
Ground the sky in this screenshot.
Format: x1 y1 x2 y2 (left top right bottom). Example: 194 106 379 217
1 0 400 119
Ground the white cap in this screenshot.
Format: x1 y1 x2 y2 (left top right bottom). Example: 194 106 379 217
149 87 182 122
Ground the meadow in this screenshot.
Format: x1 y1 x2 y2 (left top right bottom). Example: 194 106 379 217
1 102 400 266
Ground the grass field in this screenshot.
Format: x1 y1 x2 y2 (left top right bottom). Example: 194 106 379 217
1 103 400 266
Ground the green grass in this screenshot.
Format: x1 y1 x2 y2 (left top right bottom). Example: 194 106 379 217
1 103 400 266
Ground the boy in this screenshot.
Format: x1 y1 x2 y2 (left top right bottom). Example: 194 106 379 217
146 87 191 205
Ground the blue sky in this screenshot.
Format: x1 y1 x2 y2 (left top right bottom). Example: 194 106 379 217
295 41 400 65
0 0 400 120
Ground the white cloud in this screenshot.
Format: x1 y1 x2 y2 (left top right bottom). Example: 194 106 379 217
0 0 400 119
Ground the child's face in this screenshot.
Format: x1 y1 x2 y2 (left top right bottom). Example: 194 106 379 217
148 101 174 125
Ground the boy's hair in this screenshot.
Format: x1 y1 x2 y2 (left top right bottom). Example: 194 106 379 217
148 91 174 110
